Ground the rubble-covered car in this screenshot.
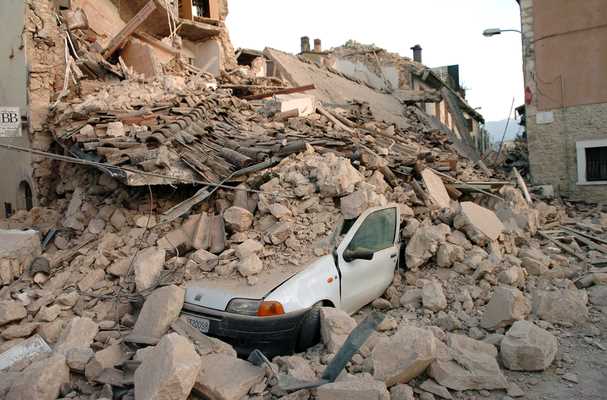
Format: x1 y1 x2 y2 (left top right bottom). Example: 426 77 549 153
181 205 401 356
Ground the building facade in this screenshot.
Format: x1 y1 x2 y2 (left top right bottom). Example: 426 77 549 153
518 0 607 202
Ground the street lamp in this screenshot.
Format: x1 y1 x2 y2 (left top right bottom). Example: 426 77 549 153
483 28 522 37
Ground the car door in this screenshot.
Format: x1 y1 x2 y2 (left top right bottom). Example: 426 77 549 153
336 205 400 314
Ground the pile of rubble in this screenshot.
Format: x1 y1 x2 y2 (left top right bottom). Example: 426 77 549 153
1 1 606 400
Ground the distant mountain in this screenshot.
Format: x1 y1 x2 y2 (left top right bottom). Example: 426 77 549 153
485 119 523 144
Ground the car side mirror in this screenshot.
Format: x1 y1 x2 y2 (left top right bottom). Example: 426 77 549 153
343 248 374 263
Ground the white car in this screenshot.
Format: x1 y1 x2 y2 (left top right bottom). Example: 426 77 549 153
181 204 402 356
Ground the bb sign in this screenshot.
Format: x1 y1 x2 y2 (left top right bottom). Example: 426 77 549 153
0 107 22 138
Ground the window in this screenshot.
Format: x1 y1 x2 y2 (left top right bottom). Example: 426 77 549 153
347 208 397 254
586 147 607 182
17 181 33 211
576 139 607 185
4 203 12 218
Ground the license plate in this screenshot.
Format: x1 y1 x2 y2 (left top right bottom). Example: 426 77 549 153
186 315 210 334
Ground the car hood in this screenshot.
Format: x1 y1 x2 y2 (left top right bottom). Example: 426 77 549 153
184 269 299 311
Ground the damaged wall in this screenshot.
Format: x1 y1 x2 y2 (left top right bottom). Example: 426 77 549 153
0 0 65 217
520 0 607 202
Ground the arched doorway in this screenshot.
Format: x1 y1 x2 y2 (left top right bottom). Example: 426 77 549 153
17 180 33 211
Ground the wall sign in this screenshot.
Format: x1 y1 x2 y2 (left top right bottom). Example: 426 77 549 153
0 107 22 137
536 111 554 125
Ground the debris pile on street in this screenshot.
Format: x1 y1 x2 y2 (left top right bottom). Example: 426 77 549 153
0 1 606 400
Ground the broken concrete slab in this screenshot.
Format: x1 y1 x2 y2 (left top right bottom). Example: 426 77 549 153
55 317 99 355
429 334 509 391
6 353 70 400
135 333 201 400
500 321 558 371
194 354 265 400
372 325 438 386
480 287 531 331
134 246 166 292
421 169 451 209
128 285 184 344
264 47 414 131
274 93 316 117
320 307 357 353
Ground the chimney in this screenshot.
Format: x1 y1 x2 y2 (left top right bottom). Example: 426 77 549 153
314 38 322 53
411 44 422 63
301 36 310 53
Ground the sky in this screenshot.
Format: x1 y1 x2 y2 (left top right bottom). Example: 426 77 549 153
226 0 524 122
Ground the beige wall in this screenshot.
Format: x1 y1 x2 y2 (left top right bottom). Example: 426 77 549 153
533 0 607 110
0 0 34 218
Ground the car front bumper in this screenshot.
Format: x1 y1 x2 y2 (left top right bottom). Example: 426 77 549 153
181 302 309 357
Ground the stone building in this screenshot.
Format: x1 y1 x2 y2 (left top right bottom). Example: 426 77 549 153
517 0 607 201
0 0 233 218
299 40 490 156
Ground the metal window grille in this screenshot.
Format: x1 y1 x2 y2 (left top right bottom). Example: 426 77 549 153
586 146 607 181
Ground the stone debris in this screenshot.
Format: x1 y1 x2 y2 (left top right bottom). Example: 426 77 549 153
55 317 99 355
532 289 589 325
429 334 509 391
316 373 390 400
500 321 558 371
128 285 185 343
480 287 531 330
372 325 439 386
419 379 453 400
455 202 504 243
320 307 357 353
6 353 70 400
405 223 451 270
422 280 448 312
135 333 201 400
0 301 27 326
134 247 166 292
194 354 265 400
0 1 604 399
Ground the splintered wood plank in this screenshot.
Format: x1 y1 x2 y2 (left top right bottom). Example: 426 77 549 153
102 0 157 60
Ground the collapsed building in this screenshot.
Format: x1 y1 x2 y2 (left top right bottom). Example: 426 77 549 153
0 1 606 400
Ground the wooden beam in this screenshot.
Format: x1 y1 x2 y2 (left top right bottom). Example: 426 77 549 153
513 167 532 204
102 0 157 60
243 84 315 101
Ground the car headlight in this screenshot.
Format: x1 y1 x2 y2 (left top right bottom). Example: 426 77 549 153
226 299 286 317
226 298 261 316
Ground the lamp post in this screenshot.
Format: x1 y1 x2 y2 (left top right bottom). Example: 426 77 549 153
482 28 522 37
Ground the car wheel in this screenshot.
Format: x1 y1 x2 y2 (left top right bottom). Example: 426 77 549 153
296 302 323 352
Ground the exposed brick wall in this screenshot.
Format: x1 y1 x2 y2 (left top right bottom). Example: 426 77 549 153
520 0 607 202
